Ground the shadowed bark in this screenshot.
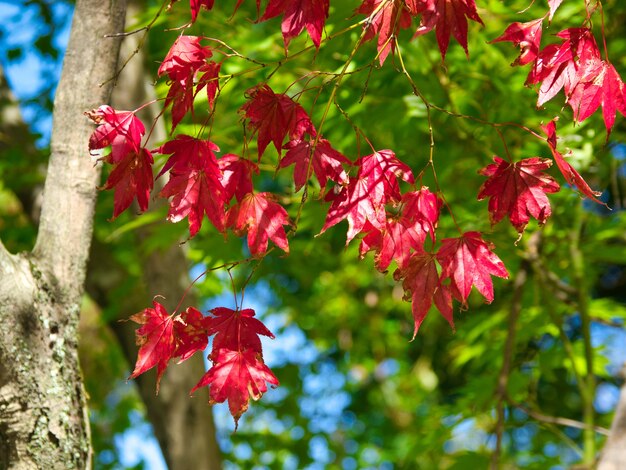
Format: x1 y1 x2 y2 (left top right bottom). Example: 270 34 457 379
0 0 127 468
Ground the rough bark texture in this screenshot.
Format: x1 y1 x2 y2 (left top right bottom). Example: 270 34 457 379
0 0 127 468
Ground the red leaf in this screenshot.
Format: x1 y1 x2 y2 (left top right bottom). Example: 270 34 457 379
567 60 626 135
189 0 214 22
394 253 453 338
357 149 415 204
173 307 209 362
129 301 176 394
437 231 508 306
414 0 484 60
261 0 329 49
196 61 222 110
156 134 220 178
491 18 543 66
241 84 315 158
86 105 145 153
191 306 278 427
191 348 279 427
280 138 351 191
356 0 414 65
400 187 442 242
102 145 154 219
159 146 226 236
227 192 291 255
218 154 259 202
541 120 604 204
158 35 212 81
206 307 275 354
320 176 386 244
359 217 425 271
478 156 560 233
165 75 195 130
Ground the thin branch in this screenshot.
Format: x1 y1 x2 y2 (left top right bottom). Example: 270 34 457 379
508 399 610 436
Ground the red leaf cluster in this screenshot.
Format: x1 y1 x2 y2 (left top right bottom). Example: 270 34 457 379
357 0 484 64
495 20 626 136
159 36 221 130
129 303 278 427
260 0 329 50
86 105 154 218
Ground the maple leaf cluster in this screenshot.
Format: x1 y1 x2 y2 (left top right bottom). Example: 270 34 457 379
129 302 278 427
86 0 626 426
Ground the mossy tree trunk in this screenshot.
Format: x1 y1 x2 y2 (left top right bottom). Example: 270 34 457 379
0 0 127 467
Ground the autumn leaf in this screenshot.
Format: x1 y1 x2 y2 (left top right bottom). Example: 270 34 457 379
548 0 564 21
394 253 453 337
218 154 259 202
357 0 414 65
357 149 415 204
86 105 145 152
173 307 209 362
227 192 291 255
491 18 543 66
241 84 315 158
414 0 484 60
164 74 195 130
158 35 212 81
159 151 227 236
478 156 560 233
206 307 275 354
102 145 154 219
541 119 604 204
280 137 351 191
195 61 222 110
260 0 329 49
359 217 425 271
400 187 442 242
191 348 279 427
129 301 176 394
436 231 508 306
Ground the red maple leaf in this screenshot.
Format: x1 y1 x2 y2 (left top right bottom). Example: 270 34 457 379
567 60 626 135
156 134 220 177
206 307 275 354
218 154 259 202
173 307 209 362
400 187 442 242
191 306 278 427
491 18 543 66
227 192 291 256
129 301 176 393
241 84 315 158
191 348 279 427
436 231 508 306
280 137 351 191
320 176 386 243
356 0 414 65
359 217 425 271
159 147 226 236
478 156 560 233
196 61 222 110
261 0 329 49
86 105 145 152
165 75 195 130
394 253 453 337
189 0 215 22
414 0 484 60
541 119 604 204
358 149 415 203
102 144 154 219
158 35 212 81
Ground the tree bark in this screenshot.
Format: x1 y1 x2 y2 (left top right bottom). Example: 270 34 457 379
0 0 126 468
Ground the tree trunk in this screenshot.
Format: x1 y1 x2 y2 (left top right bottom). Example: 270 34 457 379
598 365 626 469
0 0 127 468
